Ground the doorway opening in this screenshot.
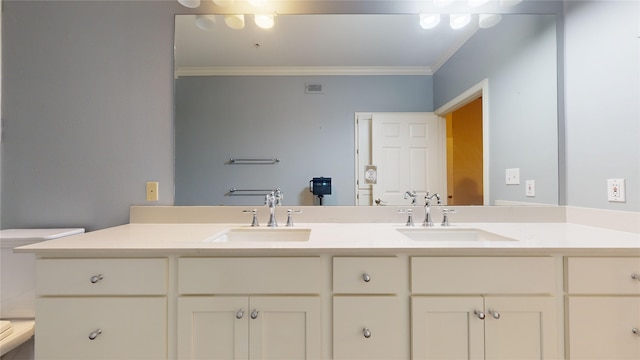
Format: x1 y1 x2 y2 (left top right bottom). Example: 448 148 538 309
435 78 490 205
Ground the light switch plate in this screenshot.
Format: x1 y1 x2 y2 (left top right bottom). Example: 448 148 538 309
526 180 535 197
607 179 626 202
146 182 159 201
506 168 520 185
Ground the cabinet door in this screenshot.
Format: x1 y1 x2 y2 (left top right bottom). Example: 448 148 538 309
568 297 640 359
484 296 558 360
333 296 409 359
177 297 249 360
36 297 167 360
249 296 322 360
411 296 485 360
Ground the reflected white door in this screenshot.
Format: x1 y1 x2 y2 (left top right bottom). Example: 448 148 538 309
371 113 445 206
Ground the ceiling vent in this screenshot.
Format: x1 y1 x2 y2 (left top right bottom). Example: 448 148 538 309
305 83 323 94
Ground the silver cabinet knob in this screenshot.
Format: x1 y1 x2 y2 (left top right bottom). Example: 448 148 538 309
363 328 372 338
90 274 103 284
236 309 245 319
362 273 371 282
488 309 500 319
474 309 486 320
250 309 259 319
631 273 640 281
633 328 639 335
88 329 102 340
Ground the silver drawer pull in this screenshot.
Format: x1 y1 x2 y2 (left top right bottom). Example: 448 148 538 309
363 328 371 338
474 309 486 320
90 274 103 284
250 309 259 319
88 329 102 340
362 273 371 283
488 309 500 319
236 309 245 319
633 328 639 335
631 273 640 281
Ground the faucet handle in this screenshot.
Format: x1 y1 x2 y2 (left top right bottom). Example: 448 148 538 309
441 208 456 226
285 209 302 227
243 209 259 227
397 209 415 226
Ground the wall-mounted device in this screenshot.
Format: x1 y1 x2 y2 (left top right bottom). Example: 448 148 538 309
309 177 332 205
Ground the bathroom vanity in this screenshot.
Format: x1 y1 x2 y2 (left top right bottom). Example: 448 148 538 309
16 207 640 360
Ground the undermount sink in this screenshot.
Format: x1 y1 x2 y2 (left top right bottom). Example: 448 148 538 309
207 227 311 243
397 227 516 242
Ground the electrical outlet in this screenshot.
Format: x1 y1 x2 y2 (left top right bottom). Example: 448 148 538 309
607 179 626 202
506 168 520 185
146 182 159 201
526 180 535 197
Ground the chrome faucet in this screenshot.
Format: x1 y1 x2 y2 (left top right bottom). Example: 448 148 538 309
404 190 418 205
265 188 283 227
423 192 442 227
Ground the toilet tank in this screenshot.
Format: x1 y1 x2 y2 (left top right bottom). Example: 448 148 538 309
0 229 84 319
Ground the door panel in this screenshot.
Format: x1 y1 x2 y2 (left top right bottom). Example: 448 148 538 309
371 113 444 205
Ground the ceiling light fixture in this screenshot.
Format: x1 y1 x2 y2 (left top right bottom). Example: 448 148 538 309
248 0 267 6
433 0 455 8
213 0 234 6
195 14 217 30
468 0 491 7
178 0 200 8
419 13 441 29
450 14 471 30
225 14 245 30
478 14 502 28
255 14 275 29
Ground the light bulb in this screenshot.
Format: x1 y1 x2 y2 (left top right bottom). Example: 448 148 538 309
248 0 267 6
450 14 471 30
178 0 200 8
419 14 441 29
255 14 275 29
478 14 502 28
213 0 234 6
225 14 245 30
195 15 217 31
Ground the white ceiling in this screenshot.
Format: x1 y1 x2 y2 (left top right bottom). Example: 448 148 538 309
174 13 480 76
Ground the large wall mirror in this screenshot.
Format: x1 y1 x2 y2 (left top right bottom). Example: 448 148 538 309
174 13 558 206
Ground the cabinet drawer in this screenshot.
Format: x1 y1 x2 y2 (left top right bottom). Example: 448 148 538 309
333 296 409 359
37 258 168 295
411 257 556 294
567 257 640 294
568 297 640 359
178 257 322 294
36 297 167 360
333 257 402 294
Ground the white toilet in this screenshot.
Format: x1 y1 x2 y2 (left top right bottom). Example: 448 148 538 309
0 228 84 359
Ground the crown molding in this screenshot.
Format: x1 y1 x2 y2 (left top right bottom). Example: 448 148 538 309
175 66 433 77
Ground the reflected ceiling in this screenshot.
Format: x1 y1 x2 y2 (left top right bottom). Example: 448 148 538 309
174 13 480 75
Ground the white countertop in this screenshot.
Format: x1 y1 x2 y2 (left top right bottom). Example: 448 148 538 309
14 222 640 256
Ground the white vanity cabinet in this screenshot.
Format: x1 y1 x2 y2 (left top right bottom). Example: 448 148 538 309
332 257 409 359
566 257 640 359
176 257 323 360
411 257 559 360
34 258 168 360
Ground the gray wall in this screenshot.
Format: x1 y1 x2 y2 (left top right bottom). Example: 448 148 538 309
175 75 433 206
564 0 639 211
434 15 559 206
1 1 638 231
2 1 177 230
